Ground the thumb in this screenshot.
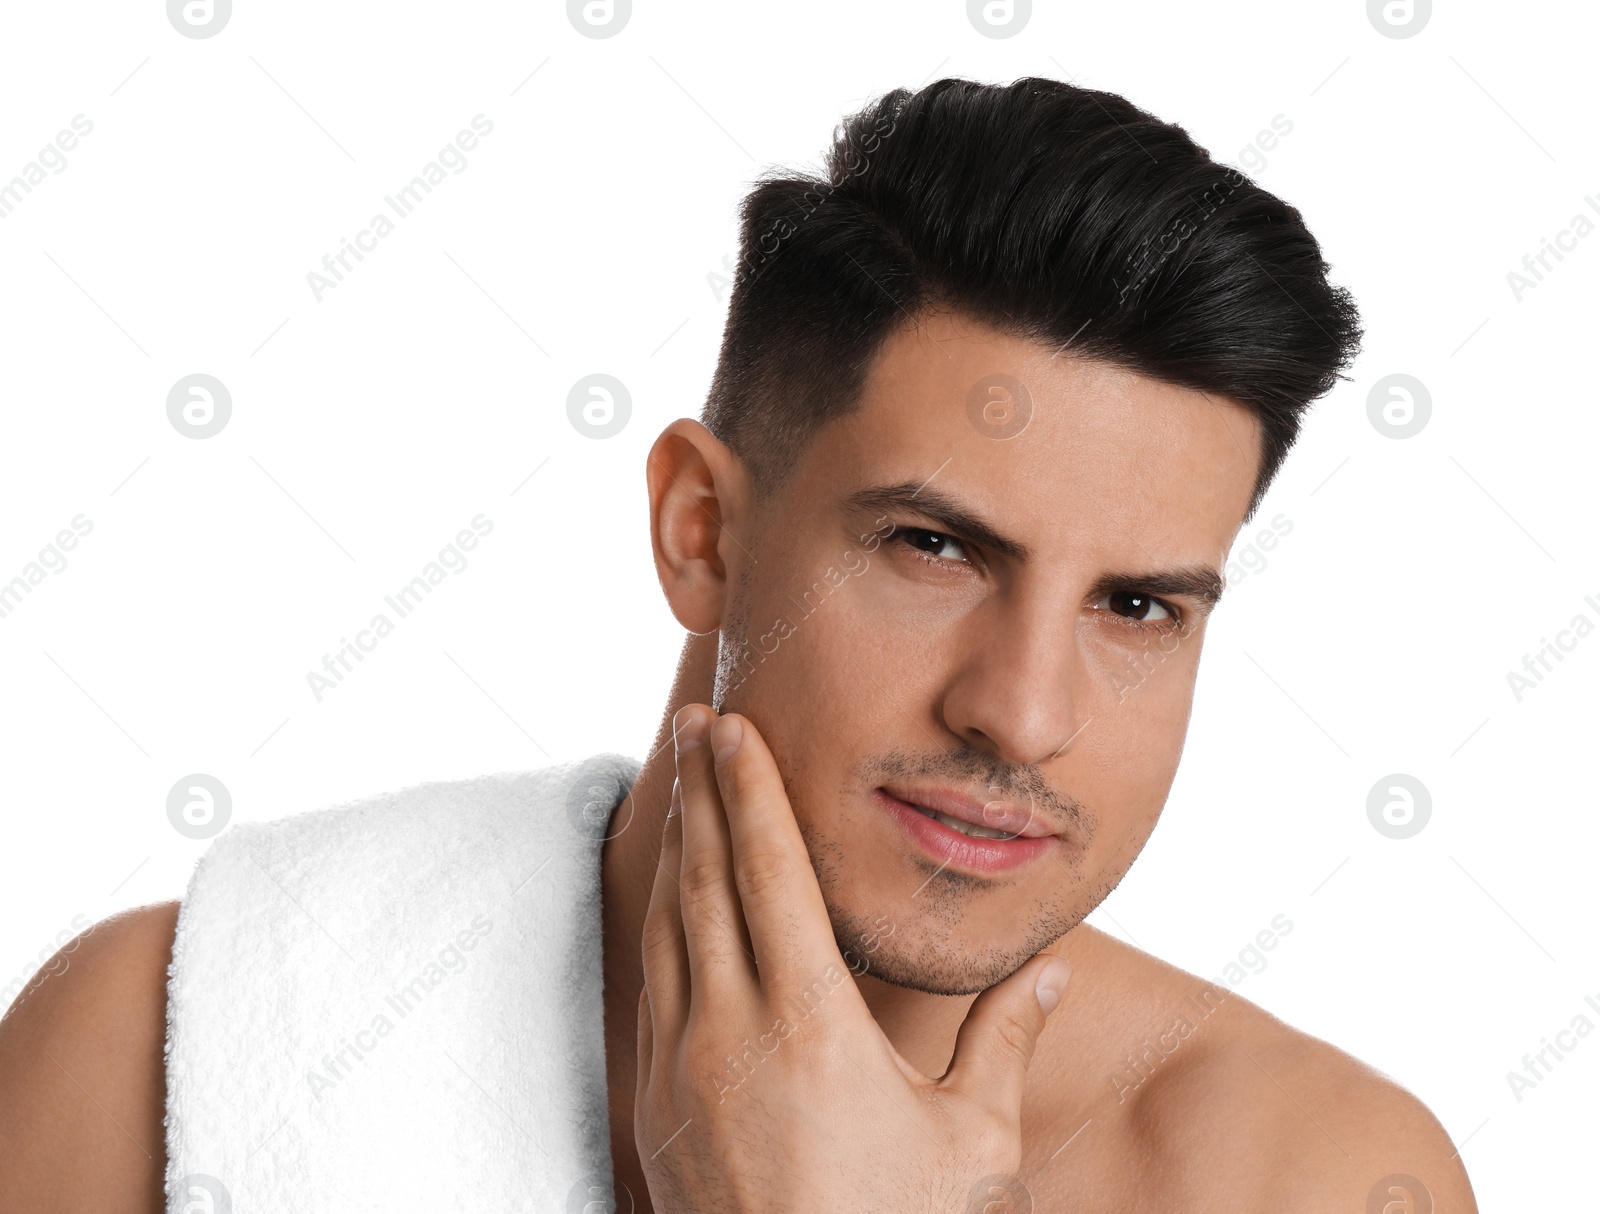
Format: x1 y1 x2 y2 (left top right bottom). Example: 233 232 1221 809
941 953 1072 1116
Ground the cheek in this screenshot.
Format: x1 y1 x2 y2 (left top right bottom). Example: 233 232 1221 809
1099 665 1198 791
720 586 874 759
731 587 951 812
1070 727 1176 876
1077 631 1203 829
1085 617 1205 699
788 595 929 736
743 551 951 694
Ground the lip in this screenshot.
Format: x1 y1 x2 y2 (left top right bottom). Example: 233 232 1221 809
878 782 1054 838
872 788 1060 875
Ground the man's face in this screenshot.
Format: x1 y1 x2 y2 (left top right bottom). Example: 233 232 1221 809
713 310 1261 995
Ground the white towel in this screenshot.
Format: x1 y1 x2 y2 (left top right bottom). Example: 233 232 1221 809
163 752 642 1213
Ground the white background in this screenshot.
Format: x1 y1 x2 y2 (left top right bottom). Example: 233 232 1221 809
1 0 1594 1206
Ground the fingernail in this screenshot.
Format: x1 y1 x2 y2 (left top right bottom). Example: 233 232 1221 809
674 707 707 754
1035 957 1072 1015
666 777 682 819
711 715 743 764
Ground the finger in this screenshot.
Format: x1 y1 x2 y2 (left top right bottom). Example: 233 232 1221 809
636 983 654 1083
639 776 690 1044
940 953 1072 1119
674 704 757 999
708 712 848 998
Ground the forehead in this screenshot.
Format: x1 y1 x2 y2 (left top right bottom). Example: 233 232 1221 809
794 310 1262 560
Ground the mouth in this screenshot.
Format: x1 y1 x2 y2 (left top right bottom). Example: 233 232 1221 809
872 786 1061 875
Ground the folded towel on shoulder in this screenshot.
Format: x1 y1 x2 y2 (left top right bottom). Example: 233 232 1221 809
163 753 641 1212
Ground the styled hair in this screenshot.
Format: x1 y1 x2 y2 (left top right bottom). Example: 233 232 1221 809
700 76 1361 520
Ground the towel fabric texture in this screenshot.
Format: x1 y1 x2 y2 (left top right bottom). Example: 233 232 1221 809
163 753 642 1212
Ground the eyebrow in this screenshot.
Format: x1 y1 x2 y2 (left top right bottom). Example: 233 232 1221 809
841 480 1225 610
845 482 1032 561
1086 566 1224 611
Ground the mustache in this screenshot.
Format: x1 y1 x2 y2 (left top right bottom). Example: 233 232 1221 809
853 749 1093 839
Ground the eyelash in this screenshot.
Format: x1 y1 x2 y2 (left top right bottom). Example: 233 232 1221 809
1097 591 1184 632
889 525 972 569
885 524 1186 631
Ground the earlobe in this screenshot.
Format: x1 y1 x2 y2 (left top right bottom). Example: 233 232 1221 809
646 419 748 635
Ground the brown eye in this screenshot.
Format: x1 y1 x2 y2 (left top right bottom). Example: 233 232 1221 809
891 527 970 564
1094 591 1174 623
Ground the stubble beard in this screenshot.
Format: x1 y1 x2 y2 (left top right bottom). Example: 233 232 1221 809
711 569 1115 997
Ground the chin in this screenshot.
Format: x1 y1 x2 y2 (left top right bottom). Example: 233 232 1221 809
843 923 1037 996
820 891 1063 997
796 805 1101 996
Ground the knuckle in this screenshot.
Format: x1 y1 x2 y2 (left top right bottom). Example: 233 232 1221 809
677 895 741 962
989 1012 1036 1065
734 848 790 903
971 1115 1016 1164
931 1087 1014 1157
684 1029 755 1106
639 906 680 958
716 742 770 813
682 1029 727 1078
691 924 739 968
678 855 728 899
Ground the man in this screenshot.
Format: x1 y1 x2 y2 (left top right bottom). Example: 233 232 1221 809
0 77 1478 1211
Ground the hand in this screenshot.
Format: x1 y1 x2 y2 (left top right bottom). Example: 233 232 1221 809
633 703 1073 1214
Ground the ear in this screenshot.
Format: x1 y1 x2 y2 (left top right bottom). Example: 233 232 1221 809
646 419 752 635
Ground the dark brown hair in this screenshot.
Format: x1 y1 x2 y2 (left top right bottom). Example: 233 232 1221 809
701 76 1362 520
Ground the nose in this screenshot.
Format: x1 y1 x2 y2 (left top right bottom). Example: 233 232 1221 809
938 594 1085 767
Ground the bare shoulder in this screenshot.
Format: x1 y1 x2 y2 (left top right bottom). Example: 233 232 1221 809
1209 1006 1478 1212
1080 929 1479 1212
0 900 178 1214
